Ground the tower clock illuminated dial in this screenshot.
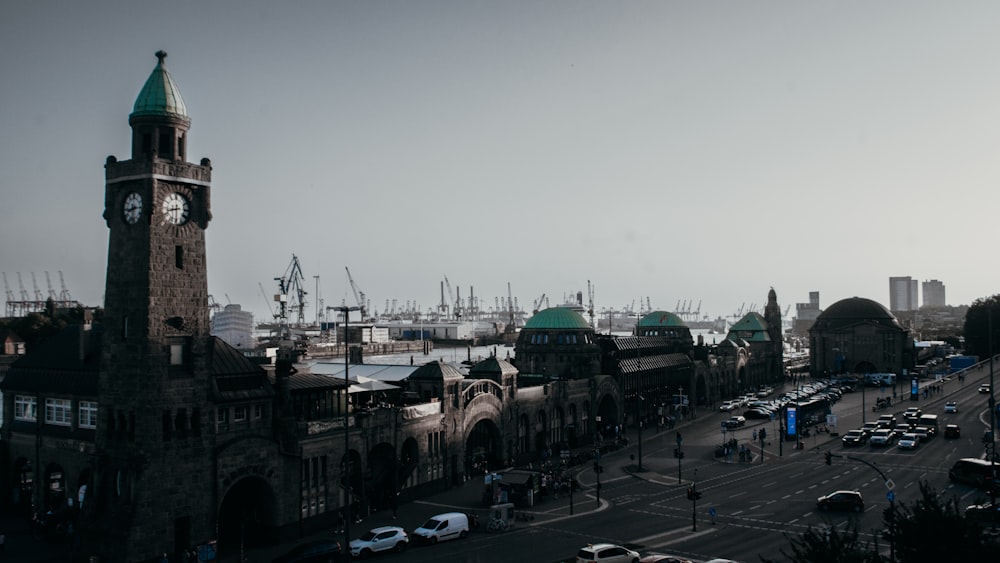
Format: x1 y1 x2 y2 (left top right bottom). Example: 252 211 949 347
162 192 190 225
123 192 142 224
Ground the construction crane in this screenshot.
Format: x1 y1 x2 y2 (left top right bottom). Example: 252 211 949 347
345 266 367 320
207 295 222 316
3 273 15 317
507 282 516 326
45 272 58 301
532 293 547 314
443 275 456 320
58 271 73 303
258 281 276 320
276 255 308 326
587 280 595 329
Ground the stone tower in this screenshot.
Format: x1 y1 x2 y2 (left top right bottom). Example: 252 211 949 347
91 51 215 562
764 287 784 377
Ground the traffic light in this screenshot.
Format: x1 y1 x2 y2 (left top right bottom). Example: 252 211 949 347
695 491 702 500
593 462 603 473
825 451 832 465
687 487 694 500
673 448 684 459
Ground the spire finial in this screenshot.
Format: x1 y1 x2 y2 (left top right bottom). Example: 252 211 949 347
155 50 167 65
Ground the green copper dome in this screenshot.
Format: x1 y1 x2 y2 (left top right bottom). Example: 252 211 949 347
638 310 687 328
131 51 188 120
523 307 592 330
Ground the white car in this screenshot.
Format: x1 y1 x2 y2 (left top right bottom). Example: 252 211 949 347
719 401 738 412
577 543 640 563
350 526 409 557
898 433 920 450
944 401 958 413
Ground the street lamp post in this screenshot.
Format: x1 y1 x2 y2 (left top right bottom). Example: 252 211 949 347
637 394 644 471
331 305 359 559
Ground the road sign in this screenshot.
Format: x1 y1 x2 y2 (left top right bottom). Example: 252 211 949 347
708 507 717 517
885 479 895 491
887 491 895 502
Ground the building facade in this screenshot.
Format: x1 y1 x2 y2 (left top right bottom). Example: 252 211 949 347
921 279 946 308
889 276 919 312
0 53 791 562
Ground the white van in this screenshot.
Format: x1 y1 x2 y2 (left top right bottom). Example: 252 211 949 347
411 512 469 544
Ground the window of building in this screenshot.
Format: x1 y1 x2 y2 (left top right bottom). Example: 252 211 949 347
175 245 183 269
45 398 72 426
234 406 248 422
14 395 37 421
79 401 98 429
254 404 263 419
170 344 184 365
217 408 227 425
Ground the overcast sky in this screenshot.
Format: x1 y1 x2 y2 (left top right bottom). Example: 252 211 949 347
3 1 999 325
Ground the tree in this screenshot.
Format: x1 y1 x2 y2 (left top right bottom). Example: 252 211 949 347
888 482 991 562
962 295 1000 358
760 523 882 563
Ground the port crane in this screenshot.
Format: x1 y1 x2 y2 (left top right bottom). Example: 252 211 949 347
532 293 547 315
275 254 308 327
587 280 595 329
345 267 367 320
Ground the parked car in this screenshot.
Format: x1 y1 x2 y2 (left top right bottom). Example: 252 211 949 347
719 401 738 412
723 416 746 428
744 408 772 420
640 555 694 563
411 512 469 544
944 401 958 413
944 424 961 439
842 430 867 447
272 540 342 563
349 526 409 558
897 433 920 450
576 543 640 563
816 490 864 512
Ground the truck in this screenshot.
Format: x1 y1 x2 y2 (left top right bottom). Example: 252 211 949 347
947 355 978 374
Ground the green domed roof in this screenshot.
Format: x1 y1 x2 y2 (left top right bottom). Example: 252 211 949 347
131 51 188 120
638 310 687 328
523 307 592 330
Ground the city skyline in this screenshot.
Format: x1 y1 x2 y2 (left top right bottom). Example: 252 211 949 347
4 1 1000 324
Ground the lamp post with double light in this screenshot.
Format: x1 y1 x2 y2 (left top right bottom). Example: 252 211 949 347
331 305 359 558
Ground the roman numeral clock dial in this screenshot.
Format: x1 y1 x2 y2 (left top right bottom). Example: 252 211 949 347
161 192 190 226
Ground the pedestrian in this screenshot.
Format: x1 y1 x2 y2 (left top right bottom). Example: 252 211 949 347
752 429 758 442
0 531 5 556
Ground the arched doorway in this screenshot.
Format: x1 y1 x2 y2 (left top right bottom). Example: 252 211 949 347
217 477 278 551
367 442 398 513
12 458 33 516
595 394 618 441
465 418 502 475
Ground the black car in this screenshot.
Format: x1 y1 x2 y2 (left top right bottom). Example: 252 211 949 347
272 539 342 563
817 490 864 512
944 424 961 439
841 430 867 447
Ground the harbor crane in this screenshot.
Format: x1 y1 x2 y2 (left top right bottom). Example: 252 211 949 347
345 267 367 320
275 254 308 327
508 282 516 327
587 280 596 329
532 293 547 315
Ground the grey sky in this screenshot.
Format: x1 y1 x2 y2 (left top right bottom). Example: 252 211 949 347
2 1 998 324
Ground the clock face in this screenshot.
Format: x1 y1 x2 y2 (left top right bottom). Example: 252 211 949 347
162 192 190 225
123 192 142 224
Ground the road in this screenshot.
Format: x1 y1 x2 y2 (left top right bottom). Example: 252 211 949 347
358 366 997 563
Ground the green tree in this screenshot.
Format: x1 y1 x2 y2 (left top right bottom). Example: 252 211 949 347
962 295 1000 358
888 482 990 562
760 523 882 563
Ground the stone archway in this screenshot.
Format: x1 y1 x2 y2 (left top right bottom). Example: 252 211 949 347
465 417 503 475
595 394 619 441
367 442 398 514
217 476 278 550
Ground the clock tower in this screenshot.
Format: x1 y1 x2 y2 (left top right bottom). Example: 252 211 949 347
94 51 216 561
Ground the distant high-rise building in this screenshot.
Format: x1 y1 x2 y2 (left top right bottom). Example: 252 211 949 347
889 276 919 311
922 279 946 308
792 291 821 334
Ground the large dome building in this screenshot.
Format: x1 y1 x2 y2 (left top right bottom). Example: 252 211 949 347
808 297 913 376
